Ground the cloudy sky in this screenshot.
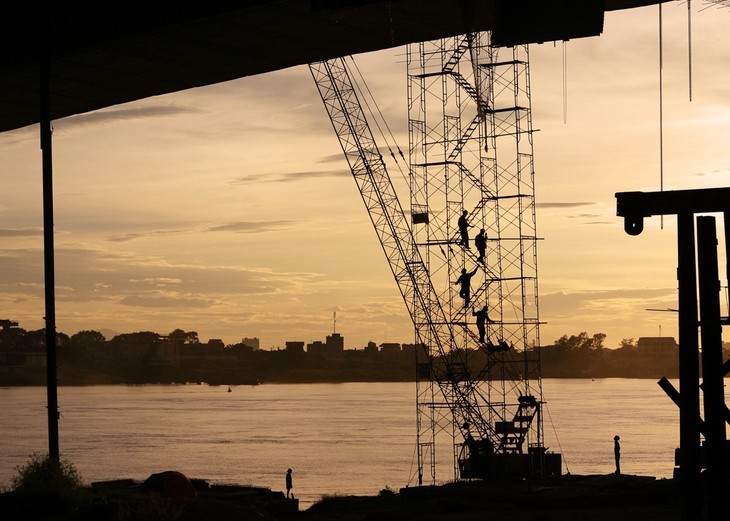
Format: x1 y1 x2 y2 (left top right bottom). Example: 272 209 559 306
1 3 729 349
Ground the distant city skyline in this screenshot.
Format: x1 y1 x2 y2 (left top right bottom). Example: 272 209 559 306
1 315 681 352
1 4 729 348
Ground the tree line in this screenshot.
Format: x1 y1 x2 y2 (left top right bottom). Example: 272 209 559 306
0 325 678 385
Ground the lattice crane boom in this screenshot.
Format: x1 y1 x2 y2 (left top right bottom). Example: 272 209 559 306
309 58 491 437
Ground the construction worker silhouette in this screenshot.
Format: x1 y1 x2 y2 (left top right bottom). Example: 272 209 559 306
454 266 478 307
472 305 490 343
474 229 487 263
457 210 470 248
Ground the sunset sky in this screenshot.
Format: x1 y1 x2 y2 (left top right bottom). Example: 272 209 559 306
1 3 729 349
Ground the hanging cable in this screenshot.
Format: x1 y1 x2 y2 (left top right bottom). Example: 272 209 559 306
349 56 407 162
562 40 568 124
659 3 665 230
688 0 693 102
544 403 571 475
346 57 410 188
405 440 419 487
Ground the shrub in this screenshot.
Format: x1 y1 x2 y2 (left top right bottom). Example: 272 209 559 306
10 452 84 510
378 485 395 497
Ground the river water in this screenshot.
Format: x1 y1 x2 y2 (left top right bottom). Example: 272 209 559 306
0 379 694 507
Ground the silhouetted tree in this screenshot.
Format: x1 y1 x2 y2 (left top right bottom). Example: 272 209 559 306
586 333 605 352
70 330 106 347
168 328 199 345
110 331 160 347
618 338 636 350
0 326 26 349
554 332 605 353
20 329 70 350
23 329 47 350
108 331 161 367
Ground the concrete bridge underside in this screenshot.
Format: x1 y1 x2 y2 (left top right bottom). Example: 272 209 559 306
1 0 664 133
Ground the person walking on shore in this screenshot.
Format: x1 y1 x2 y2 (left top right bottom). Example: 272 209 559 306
286 468 293 498
614 435 621 475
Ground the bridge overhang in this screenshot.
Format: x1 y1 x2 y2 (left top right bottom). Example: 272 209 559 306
1 0 663 133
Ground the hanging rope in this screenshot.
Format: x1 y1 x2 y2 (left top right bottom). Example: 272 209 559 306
544 403 571 475
659 3 665 229
346 57 410 187
688 0 693 102
562 40 568 124
349 57 406 162
405 440 419 487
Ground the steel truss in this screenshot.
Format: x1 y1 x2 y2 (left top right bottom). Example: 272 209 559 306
310 29 544 487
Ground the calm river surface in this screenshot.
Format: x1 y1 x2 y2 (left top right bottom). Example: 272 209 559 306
0 379 696 507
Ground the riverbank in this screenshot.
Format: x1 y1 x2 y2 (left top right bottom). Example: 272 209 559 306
309 474 681 521
1 473 682 521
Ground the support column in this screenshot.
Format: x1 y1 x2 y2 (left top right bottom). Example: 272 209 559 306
677 212 700 520
41 16 59 461
697 216 727 520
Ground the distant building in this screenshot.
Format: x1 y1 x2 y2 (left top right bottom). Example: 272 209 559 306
286 341 305 353
228 343 254 355
636 336 677 371
307 340 326 354
308 333 345 355
207 339 225 354
402 343 425 356
637 337 678 356
380 342 401 355
326 333 344 352
0 319 19 332
241 337 260 350
364 341 378 354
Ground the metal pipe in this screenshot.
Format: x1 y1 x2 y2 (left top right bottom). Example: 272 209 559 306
41 13 59 461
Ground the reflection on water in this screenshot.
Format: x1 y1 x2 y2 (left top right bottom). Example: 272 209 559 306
0 379 696 507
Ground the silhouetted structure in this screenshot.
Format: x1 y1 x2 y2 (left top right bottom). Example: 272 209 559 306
617 187 730 521
0 319 19 331
364 341 378 354
241 337 260 350
307 333 345 355
614 435 621 475
312 39 551 485
380 342 401 355
285 341 305 354
326 333 344 351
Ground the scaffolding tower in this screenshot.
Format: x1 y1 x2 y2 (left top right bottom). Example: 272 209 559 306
310 30 553 488
407 33 545 484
